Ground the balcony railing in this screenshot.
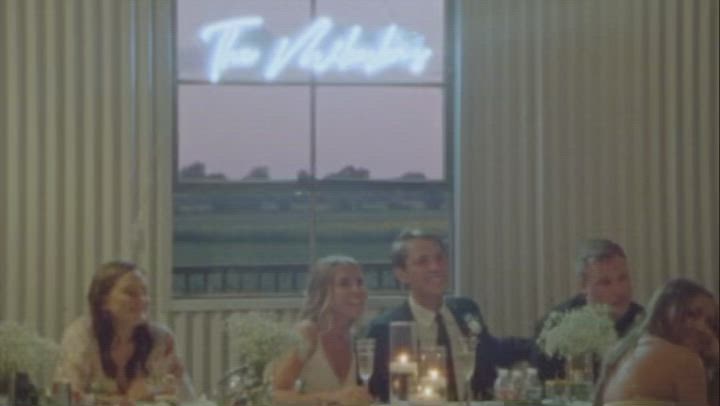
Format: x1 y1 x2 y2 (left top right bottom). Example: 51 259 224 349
173 261 402 297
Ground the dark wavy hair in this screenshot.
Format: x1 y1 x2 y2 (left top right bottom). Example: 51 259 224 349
88 261 153 390
593 277 717 405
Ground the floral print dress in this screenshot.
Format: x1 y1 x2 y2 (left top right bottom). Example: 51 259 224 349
54 316 194 401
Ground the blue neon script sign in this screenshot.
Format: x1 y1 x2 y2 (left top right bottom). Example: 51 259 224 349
200 16 433 82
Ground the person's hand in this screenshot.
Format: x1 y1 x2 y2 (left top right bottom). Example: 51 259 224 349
155 374 180 398
167 354 186 379
686 323 719 364
126 378 154 402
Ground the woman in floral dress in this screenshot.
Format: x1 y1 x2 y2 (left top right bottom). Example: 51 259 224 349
55 261 195 403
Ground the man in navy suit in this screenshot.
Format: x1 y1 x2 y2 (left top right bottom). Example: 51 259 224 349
367 229 532 402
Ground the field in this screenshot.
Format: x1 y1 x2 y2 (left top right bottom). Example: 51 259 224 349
174 208 449 267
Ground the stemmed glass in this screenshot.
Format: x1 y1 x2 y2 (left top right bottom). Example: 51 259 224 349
456 335 478 405
355 338 375 387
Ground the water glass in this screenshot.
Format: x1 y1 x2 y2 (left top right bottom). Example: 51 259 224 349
355 338 375 385
544 379 569 405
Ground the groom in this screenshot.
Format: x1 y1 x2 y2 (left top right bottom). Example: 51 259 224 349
366 229 532 402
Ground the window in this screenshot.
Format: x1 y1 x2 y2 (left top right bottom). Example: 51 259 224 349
174 0 453 296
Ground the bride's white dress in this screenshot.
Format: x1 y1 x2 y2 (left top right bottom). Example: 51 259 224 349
54 316 194 400
297 339 357 393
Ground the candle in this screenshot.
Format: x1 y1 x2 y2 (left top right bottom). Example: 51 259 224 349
389 352 418 374
420 368 447 388
413 384 442 405
399 353 409 363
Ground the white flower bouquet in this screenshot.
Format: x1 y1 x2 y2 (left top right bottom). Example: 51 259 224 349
0 321 60 385
222 312 300 406
537 304 618 358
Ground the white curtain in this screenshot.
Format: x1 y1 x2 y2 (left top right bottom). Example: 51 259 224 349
456 0 719 335
0 0 173 338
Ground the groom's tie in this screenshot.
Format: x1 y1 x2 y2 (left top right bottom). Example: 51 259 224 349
436 312 458 401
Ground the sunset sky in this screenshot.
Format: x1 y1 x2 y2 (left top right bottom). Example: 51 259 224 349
176 0 447 180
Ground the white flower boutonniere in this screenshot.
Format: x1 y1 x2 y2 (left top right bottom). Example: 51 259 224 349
463 314 483 337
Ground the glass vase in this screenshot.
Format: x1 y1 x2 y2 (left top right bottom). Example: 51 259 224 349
565 354 593 401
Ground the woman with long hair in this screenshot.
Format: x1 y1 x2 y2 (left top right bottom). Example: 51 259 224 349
594 277 719 406
272 255 373 406
55 261 195 403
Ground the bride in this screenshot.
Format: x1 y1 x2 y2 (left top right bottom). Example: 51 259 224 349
594 278 719 406
272 255 373 406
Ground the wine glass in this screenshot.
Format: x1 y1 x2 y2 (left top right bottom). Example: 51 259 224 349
456 335 478 403
355 338 375 386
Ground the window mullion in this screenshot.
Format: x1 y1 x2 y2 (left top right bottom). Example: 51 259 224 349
308 0 318 266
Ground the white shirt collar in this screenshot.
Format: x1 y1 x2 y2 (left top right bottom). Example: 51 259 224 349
408 294 449 327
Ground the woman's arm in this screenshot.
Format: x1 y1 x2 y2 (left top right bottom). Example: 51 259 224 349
148 324 196 401
54 319 93 399
674 349 709 406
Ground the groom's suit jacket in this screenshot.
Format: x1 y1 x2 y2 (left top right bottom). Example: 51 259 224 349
366 296 532 402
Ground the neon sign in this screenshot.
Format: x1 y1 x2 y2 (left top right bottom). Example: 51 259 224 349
200 16 433 82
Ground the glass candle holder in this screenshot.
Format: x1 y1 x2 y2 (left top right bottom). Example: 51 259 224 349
389 321 418 402
417 345 447 401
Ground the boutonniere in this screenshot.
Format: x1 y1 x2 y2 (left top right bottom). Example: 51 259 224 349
463 313 483 337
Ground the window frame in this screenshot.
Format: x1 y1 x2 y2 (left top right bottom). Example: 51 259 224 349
171 0 457 299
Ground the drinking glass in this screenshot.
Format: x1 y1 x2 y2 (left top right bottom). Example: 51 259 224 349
417 345 447 401
355 338 375 386
389 321 418 402
456 335 478 402
545 379 569 405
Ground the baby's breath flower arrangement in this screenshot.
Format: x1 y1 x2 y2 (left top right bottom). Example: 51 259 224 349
222 312 300 406
0 322 60 385
537 304 618 358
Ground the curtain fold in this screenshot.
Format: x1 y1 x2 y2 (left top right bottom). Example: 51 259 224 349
456 0 719 335
0 0 173 337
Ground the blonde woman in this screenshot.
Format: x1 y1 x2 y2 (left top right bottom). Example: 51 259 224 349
272 255 373 406
594 278 719 406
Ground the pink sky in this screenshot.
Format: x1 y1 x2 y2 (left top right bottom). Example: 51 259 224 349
177 0 446 180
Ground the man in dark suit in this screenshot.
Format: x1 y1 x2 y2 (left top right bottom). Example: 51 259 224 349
367 229 532 402
532 238 645 381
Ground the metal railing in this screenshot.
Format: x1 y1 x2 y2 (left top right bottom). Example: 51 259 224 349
173 261 402 297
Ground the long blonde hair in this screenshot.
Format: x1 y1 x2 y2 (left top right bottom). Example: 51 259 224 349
593 278 717 405
300 255 361 329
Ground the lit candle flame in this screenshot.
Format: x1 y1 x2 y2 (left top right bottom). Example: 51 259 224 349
398 353 408 363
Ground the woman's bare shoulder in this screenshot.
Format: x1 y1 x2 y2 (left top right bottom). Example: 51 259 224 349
640 335 703 366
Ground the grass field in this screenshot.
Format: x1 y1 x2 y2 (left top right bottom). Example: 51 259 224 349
174 208 449 266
